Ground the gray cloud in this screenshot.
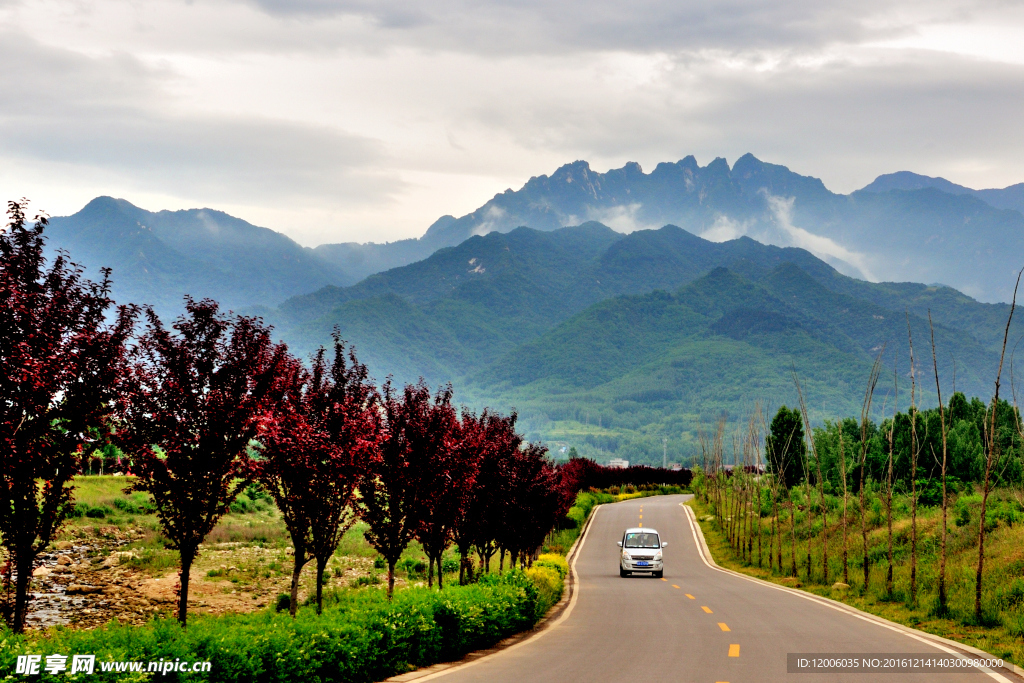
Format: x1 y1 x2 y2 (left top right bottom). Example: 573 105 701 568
4 0 1024 245
241 0 1008 55
458 49 1024 193
0 33 397 206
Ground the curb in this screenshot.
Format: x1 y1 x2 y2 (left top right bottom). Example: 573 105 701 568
384 504 602 682
681 502 1024 682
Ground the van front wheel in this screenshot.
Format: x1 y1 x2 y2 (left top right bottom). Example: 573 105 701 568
620 567 629 578
653 570 663 578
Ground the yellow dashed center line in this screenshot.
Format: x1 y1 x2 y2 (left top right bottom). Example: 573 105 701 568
701 606 713 613
672 584 680 589
728 644 740 657
685 593 695 599
718 623 730 632
639 515 642 519
661 578 668 581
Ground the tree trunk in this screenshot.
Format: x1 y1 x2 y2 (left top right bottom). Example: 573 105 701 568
288 549 305 617
911 475 917 603
387 560 396 599
12 550 32 633
861 482 869 592
315 556 327 615
427 557 435 589
976 480 991 621
821 485 829 585
806 483 813 581
789 501 797 577
886 487 894 595
843 494 849 585
436 552 444 590
177 548 196 627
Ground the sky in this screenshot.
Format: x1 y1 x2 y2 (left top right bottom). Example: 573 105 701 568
2 0 1024 246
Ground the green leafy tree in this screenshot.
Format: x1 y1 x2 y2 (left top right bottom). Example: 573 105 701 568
767 406 805 489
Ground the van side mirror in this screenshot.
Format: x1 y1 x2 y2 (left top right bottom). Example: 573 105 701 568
662 542 668 548
616 541 622 547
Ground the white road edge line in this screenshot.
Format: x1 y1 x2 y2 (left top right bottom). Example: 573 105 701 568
411 505 603 681
681 502 1017 683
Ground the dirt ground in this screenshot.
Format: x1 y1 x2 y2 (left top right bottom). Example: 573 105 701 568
26 524 389 631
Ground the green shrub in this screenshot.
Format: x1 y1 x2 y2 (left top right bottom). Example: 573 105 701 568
534 554 569 580
441 556 459 574
564 506 586 529
85 505 112 519
2 570 554 683
350 574 382 587
399 558 427 577
525 566 563 616
113 494 156 515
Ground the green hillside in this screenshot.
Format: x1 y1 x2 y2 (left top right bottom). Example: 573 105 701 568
262 223 1022 466
471 265 1003 465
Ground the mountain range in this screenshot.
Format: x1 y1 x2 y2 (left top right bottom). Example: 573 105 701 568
257 221 1021 465
45 155 1024 317
36 155 1024 464
45 197 355 318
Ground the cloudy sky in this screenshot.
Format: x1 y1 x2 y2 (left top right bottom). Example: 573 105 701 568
2 0 1023 245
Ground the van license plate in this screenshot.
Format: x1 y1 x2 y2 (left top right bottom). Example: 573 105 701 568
636 561 650 567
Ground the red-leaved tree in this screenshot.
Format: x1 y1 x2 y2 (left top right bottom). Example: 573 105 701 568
359 380 454 598
413 397 474 589
450 411 487 584
114 299 286 626
0 200 136 632
497 443 565 568
259 338 378 614
452 410 518 579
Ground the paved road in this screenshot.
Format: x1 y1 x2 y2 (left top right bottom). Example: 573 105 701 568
430 494 1023 683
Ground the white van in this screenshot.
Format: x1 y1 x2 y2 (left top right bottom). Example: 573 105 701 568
617 527 666 578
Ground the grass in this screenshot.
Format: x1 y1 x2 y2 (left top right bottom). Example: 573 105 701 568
688 488 1024 666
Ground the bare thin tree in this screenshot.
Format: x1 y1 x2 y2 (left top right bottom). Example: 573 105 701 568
839 427 849 585
907 312 920 604
794 371 828 584
884 354 898 596
975 268 1022 621
928 312 951 614
859 348 885 591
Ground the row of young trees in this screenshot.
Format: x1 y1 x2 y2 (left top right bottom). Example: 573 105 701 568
0 201 580 632
698 288 1024 622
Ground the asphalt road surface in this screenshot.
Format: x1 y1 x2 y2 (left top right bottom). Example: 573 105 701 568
429 494 1024 683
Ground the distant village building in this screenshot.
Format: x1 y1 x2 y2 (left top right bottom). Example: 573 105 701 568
668 463 682 471
607 458 629 469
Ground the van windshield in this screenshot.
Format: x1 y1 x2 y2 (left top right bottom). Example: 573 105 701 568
624 532 661 549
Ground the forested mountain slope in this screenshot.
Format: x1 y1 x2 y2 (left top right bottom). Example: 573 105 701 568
311 154 1024 302
263 222 1023 465
44 197 353 318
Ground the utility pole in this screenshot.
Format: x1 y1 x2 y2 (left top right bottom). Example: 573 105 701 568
663 437 668 469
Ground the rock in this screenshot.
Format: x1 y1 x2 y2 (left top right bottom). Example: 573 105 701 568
32 566 51 577
67 585 103 595
55 541 73 550
57 555 72 566
832 582 851 590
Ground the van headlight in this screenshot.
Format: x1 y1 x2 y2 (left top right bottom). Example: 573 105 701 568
622 551 631 561
654 552 662 561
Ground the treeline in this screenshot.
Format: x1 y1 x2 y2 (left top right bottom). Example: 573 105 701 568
0 200 682 634
770 397 1023 495
696 290 1024 625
